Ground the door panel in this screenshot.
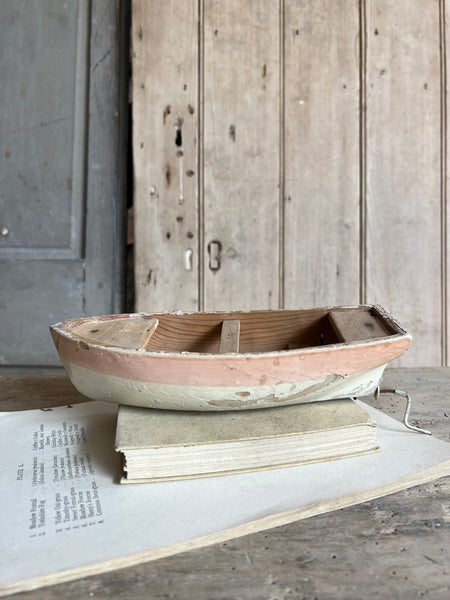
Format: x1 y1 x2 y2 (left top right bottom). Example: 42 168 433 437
0 260 85 365
0 0 86 257
284 0 360 309
365 0 442 366
132 0 199 313
0 0 127 368
133 0 447 367
202 0 281 310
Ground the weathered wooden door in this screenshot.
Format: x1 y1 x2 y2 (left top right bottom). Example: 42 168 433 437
133 0 445 367
0 0 128 370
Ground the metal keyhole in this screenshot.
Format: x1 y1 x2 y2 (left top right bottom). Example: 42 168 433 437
208 240 222 271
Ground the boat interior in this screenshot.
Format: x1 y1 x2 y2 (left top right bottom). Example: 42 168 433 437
63 306 400 354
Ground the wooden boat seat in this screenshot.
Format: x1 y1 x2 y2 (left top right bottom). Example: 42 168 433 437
328 309 392 343
218 320 240 353
71 317 159 350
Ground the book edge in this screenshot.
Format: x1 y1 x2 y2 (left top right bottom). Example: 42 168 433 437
119 443 381 483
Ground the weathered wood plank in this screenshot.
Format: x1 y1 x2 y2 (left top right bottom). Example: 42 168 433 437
68 316 159 350
445 2 450 367
218 320 240 353
133 0 199 312
283 0 360 309
0 375 89 411
365 0 442 366
139 319 160 350
202 0 280 310
84 0 128 316
328 308 391 343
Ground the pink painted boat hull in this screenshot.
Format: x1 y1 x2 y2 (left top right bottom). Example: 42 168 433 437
50 305 411 410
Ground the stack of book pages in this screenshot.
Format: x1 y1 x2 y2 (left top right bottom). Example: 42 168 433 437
115 398 379 483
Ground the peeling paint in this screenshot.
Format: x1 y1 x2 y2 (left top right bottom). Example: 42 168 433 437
178 153 184 204
163 105 171 124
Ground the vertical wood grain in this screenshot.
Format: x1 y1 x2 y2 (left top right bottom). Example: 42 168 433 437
283 0 361 309
84 0 128 316
202 0 280 310
365 0 442 366
443 0 449 366
131 1 446 367
133 0 199 312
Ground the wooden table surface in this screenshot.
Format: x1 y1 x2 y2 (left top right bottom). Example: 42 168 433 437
1 368 450 599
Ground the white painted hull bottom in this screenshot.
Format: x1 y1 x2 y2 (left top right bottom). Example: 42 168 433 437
62 361 387 410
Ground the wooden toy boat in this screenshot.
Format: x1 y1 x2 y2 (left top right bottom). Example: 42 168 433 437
50 305 411 411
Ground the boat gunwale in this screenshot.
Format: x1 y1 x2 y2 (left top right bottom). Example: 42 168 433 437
50 305 411 361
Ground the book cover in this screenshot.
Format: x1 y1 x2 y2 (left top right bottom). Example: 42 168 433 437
115 399 379 482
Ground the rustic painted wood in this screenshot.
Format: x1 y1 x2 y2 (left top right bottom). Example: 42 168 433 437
131 1 447 367
445 1 450 367
0 1 86 366
132 0 199 313
1 368 449 599
365 0 442 366
283 0 361 309
50 308 410 410
0 1 82 255
0 0 127 368
84 0 128 316
0 260 85 365
202 0 280 310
